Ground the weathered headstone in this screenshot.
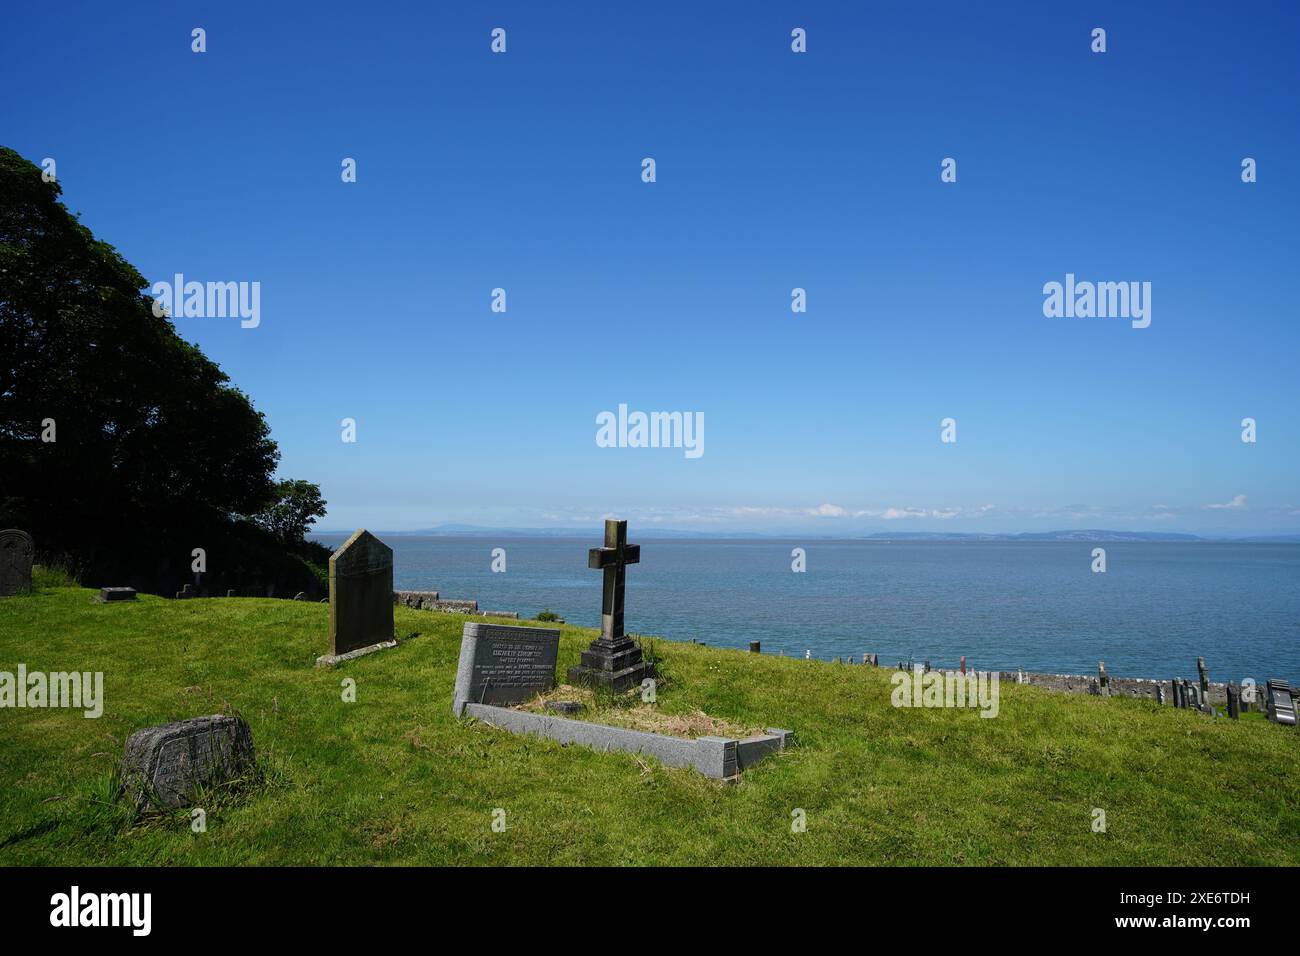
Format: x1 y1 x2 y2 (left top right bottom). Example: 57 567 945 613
545 700 583 715
324 529 395 660
1098 661 1110 697
0 529 34 596
567 519 650 692
1226 684 1240 719
121 714 254 809
1155 684 1165 705
749 641 761 653
452 622 561 716
1197 657 1210 696
1266 679 1297 726
96 587 137 603
293 591 308 601
175 583 195 600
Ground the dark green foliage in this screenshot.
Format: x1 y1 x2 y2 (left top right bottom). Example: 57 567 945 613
253 479 328 547
0 147 324 594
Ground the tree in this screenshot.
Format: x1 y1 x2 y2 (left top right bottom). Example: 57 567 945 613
0 147 323 594
253 480 328 545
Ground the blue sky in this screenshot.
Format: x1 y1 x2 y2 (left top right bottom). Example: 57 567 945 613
5 1 1298 534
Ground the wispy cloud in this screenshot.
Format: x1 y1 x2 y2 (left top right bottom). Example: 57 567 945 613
1204 495 1247 511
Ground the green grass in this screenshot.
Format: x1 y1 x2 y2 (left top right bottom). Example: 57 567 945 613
2 585 1299 865
31 562 79 589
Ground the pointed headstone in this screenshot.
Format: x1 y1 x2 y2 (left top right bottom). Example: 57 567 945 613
325 529 394 658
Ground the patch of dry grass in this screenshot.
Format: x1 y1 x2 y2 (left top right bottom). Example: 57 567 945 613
519 684 767 739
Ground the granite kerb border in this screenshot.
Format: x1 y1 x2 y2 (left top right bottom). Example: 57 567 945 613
460 701 792 780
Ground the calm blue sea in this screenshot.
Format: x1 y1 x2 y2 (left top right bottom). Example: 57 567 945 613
312 536 1300 685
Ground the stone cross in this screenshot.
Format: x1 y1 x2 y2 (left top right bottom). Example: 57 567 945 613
589 518 639 643
0 529 34 597
567 519 650 692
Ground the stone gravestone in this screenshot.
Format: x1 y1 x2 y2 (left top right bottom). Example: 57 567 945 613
121 714 254 809
567 519 651 692
452 622 561 716
95 587 137 603
1266 679 1297 726
0 529 34 596
321 529 395 664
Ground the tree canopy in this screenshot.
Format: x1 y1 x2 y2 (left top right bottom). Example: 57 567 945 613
0 146 327 595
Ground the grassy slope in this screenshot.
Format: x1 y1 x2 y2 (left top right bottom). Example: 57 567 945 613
1 586 1298 866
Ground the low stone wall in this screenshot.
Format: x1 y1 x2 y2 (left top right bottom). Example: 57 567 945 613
987 670 1232 706
844 656 1258 708
393 590 477 613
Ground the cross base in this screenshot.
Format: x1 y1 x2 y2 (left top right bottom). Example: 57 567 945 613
568 638 652 693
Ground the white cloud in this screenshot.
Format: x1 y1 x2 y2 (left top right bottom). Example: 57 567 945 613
1205 495 1246 510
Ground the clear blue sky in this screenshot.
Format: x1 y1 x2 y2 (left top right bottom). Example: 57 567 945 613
6 1 1298 535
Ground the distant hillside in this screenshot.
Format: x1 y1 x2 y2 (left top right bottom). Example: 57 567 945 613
313 526 1214 542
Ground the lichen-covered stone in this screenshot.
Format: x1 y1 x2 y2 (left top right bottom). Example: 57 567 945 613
121 714 254 809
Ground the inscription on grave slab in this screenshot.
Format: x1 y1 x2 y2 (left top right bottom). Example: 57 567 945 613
453 622 560 715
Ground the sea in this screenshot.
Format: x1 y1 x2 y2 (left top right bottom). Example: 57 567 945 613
311 535 1300 684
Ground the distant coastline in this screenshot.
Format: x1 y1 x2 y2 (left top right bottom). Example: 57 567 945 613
312 526 1300 543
